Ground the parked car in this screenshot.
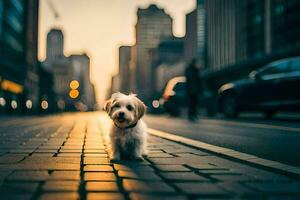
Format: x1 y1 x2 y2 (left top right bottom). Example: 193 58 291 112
218 57 300 118
162 76 213 116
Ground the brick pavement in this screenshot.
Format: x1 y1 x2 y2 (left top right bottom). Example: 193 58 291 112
0 112 300 200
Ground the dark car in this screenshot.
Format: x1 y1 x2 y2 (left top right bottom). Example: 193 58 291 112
218 57 300 118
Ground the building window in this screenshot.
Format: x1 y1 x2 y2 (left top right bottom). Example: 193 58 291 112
246 0 264 58
2 0 25 54
0 0 3 36
271 0 300 52
253 15 262 24
274 5 284 15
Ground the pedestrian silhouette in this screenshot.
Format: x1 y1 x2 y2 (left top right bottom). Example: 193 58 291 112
185 59 201 121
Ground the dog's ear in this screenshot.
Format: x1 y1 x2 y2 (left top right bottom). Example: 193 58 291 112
103 99 112 114
103 92 122 113
135 98 146 119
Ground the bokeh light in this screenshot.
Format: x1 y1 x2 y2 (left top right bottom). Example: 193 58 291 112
0 97 6 106
70 80 80 90
11 100 17 109
152 100 160 108
26 100 33 109
41 100 49 110
69 89 79 99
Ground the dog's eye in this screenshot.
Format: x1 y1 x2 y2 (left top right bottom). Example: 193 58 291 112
126 105 133 111
114 104 120 108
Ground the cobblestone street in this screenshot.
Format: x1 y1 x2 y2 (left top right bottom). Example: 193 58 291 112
0 112 300 200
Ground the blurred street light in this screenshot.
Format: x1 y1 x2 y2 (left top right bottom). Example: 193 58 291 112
1 79 23 94
26 100 33 109
69 89 79 99
11 100 17 109
41 100 49 110
70 80 80 90
0 97 6 106
152 100 160 108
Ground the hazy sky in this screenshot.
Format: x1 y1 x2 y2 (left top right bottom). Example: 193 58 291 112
39 0 195 103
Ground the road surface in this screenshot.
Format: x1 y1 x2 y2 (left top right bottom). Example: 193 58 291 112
145 114 300 167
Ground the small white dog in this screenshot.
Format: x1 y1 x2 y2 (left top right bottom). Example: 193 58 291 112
104 92 148 161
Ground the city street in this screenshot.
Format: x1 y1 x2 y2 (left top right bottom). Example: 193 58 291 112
1 0 300 199
1 112 300 199
145 113 300 167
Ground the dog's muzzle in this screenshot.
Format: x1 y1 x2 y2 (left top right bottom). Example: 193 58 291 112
117 112 126 123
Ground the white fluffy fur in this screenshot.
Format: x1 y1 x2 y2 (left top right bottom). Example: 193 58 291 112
104 92 148 161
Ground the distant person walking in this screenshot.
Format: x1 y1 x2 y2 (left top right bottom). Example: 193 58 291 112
185 59 201 121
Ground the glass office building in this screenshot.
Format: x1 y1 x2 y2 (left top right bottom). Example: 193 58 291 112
205 0 300 70
271 0 300 53
0 0 39 114
0 0 26 62
246 0 265 58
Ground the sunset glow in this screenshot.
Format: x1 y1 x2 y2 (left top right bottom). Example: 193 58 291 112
39 0 195 103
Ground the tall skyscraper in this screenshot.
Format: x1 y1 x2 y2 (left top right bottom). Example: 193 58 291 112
129 45 137 93
43 28 74 110
0 0 39 113
184 9 197 63
133 4 173 102
70 54 96 110
110 74 120 96
46 29 64 61
205 0 247 70
205 0 300 70
184 0 206 64
119 46 131 94
43 28 96 111
24 0 40 113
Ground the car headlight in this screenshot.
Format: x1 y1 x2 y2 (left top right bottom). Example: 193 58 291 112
218 83 234 94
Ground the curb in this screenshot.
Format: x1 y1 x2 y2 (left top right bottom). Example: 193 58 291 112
148 128 300 179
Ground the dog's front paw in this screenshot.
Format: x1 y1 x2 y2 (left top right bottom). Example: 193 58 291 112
110 157 120 163
142 151 148 157
133 156 144 162
142 148 148 157
142 154 148 158
110 154 120 163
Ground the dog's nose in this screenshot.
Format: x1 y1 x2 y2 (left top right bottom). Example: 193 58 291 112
118 112 125 117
